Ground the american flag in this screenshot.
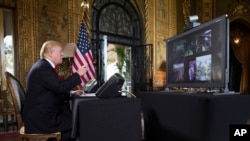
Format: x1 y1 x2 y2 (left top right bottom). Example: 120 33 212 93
72 22 95 87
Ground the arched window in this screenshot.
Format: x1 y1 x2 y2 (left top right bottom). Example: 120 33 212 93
0 8 15 91
91 0 144 92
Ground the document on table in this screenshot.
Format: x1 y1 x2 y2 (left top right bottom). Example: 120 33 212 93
80 93 96 97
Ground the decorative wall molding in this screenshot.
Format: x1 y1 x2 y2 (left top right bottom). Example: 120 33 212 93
182 0 191 25
17 0 36 88
69 0 84 43
202 0 213 22
228 0 250 22
197 0 214 23
151 0 177 89
144 0 154 45
0 0 16 7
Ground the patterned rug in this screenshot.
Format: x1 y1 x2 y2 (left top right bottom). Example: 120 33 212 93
0 131 21 141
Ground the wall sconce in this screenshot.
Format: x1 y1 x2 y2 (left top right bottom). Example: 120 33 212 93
233 37 241 45
81 0 89 11
232 22 243 46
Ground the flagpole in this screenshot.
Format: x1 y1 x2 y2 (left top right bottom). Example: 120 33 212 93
81 0 92 64
81 0 91 42
72 0 96 88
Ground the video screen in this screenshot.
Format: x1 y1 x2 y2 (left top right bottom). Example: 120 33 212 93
166 15 229 88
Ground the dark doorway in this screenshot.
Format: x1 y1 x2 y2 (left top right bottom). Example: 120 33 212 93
229 43 241 92
229 20 248 92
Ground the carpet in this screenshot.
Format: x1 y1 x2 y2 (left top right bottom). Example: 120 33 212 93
0 131 21 141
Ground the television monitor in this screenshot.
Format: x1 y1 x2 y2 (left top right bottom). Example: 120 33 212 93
166 14 229 91
95 73 125 98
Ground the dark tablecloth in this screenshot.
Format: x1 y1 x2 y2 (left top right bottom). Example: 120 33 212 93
71 96 142 141
136 92 250 141
71 96 98 139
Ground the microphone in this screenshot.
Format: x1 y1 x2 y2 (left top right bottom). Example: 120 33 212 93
118 90 136 98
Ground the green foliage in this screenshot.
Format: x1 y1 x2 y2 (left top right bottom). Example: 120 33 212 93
115 46 126 73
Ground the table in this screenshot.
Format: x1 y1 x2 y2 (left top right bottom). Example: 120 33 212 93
136 92 250 141
71 96 142 141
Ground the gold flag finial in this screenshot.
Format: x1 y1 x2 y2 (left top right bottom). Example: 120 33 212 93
81 0 89 13
80 0 91 44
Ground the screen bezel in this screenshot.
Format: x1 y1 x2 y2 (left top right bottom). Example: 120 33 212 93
166 14 229 89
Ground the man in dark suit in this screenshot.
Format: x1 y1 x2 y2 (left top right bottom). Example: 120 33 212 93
22 40 87 141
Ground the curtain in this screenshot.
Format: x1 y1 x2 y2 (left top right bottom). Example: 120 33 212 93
231 25 250 94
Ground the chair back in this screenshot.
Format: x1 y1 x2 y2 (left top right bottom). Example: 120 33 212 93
5 71 26 129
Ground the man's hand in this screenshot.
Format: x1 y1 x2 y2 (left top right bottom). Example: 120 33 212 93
71 90 85 96
77 65 87 76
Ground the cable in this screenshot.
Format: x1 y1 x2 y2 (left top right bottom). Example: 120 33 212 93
119 90 136 98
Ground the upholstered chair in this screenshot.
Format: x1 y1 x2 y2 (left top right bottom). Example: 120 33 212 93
5 71 61 141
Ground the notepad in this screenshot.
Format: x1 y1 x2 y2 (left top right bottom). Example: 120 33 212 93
80 93 96 97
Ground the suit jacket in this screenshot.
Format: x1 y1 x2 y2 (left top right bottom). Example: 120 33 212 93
22 59 82 134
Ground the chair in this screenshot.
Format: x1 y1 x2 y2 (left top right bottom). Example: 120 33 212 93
0 98 16 131
5 71 61 141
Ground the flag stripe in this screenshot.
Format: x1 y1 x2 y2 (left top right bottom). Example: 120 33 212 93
83 52 95 77
72 22 96 88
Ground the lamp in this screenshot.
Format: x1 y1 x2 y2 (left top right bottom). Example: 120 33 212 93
57 43 76 78
63 43 76 58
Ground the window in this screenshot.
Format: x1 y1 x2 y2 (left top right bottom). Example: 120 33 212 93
0 8 15 90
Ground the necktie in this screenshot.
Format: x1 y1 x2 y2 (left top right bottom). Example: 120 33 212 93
54 67 64 80
54 67 59 74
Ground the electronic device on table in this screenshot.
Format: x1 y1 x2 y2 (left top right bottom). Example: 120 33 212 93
165 14 234 94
